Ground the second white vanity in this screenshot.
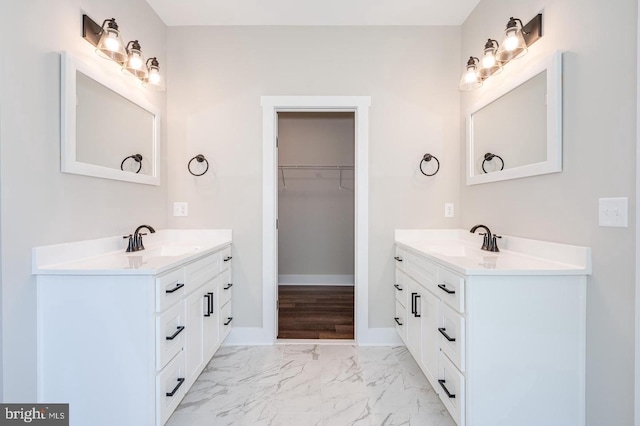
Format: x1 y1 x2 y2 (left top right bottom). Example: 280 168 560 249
394 229 591 426
33 229 233 426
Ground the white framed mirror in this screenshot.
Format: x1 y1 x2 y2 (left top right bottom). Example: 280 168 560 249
466 51 562 185
61 51 160 185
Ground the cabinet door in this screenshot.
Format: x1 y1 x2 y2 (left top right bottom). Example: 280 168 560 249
203 280 220 361
420 289 439 390
407 281 423 360
185 288 205 388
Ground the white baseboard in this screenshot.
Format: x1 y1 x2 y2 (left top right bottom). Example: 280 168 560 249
278 274 354 286
224 327 401 346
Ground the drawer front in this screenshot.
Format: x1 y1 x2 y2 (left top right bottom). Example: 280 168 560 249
406 251 438 292
394 269 409 308
394 300 407 344
220 246 233 272
220 299 233 341
437 267 465 313
156 269 186 312
156 350 187 426
185 253 219 292
438 351 465 426
219 268 233 307
156 302 186 371
438 302 465 372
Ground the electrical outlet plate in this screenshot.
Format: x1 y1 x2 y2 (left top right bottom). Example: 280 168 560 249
444 203 455 218
173 202 188 217
598 197 628 227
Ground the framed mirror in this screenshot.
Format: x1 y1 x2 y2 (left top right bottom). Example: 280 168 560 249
61 51 160 185
466 51 562 185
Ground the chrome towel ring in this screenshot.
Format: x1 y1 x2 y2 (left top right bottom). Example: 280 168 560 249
188 154 209 176
121 154 143 173
481 153 504 173
419 153 440 176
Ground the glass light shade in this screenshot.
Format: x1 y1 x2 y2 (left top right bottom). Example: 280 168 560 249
95 19 127 63
496 18 528 62
458 57 482 91
142 57 166 91
123 41 148 79
477 39 502 79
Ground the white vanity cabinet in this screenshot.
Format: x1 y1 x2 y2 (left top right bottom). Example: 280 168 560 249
394 229 591 426
34 230 233 426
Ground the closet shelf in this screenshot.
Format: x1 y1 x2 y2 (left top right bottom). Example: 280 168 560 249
278 165 354 190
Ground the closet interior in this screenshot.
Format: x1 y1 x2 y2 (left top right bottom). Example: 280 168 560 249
277 112 355 339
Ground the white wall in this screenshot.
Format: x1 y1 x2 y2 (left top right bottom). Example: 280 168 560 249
0 0 167 401
166 26 462 328
460 0 637 424
278 112 354 279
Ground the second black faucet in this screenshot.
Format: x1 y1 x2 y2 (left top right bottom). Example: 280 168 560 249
124 224 156 252
470 224 501 252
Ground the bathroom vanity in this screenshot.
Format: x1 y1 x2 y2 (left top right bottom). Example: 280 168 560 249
394 229 591 426
33 229 233 426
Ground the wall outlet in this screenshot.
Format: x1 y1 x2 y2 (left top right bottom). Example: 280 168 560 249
173 202 188 217
444 203 455 218
598 197 628 227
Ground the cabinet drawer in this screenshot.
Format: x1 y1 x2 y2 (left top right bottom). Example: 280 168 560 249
394 269 409 308
156 350 187 426
438 302 465 372
185 253 219 292
220 299 233 341
406 251 438 292
219 269 232 307
394 300 407 343
438 351 465 426
220 246 232 272
156 302 186 371
156 269 186 312
437 267 465 313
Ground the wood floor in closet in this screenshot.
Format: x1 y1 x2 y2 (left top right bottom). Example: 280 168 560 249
278 285 354 339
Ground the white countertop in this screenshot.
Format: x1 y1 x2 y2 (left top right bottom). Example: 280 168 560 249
33 229 232 275
395 229 591 276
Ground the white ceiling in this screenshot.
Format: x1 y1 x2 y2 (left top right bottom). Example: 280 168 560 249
145 0 481 26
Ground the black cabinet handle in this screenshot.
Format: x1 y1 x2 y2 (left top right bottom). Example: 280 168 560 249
438 379 456 398
166 378 185 397
394 284 403 291
438 327 456 342
207 292 214 315
224 317 233 326
224 283 233 290
414 294 421 317
165 283 185 294
394 317 403 326
394 256 403 262
166 325 185 340
411 292 417 315
438 284 455 295
223 256 233 262
204 294 211 317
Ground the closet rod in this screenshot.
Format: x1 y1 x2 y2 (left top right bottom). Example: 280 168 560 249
278 165 354 170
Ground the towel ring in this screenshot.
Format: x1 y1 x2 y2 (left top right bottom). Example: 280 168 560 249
481 153 504 173
188 154 209 176
120 154 143 173
419 153 440 176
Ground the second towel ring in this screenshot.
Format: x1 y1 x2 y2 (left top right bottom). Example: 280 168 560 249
419 154 440 176
121 154 143 173
481 153 504 173
188 154 209 176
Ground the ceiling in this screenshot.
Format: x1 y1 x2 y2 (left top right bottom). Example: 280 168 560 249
145 0 481 26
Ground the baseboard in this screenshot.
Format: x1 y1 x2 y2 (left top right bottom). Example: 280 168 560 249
224 327 401 346
278 274 354 286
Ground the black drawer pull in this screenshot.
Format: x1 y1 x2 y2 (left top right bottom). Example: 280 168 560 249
224 317 233 326
394 256 403 262
438 284 455 295
165 283 185 294
223 256 233 262
166 325 185 340
394 284 403 291
208 292 214 315
166 378 185 397
411 292 417 315
414 294 421 317
438 379 456 398
224 283 233 290
204 294 211 317
394 317 403 326
438 327 456 342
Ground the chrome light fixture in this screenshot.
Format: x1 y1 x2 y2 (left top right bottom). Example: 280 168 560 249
458 57 482 91
478 39 502 79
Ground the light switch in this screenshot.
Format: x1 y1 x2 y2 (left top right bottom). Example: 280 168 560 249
173 202 188 217
598 197 628 227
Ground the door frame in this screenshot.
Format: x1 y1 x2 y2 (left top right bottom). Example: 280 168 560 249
261 96 371 343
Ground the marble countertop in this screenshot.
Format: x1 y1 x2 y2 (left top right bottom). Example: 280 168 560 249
32 229 232 276
395 229 591 276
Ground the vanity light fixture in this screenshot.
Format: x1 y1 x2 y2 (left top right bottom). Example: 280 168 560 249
458 56 483 91
123 40 148 79
478 39 502 79
83 15 127 63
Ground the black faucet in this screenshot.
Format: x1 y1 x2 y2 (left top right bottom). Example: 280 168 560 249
469 224 501 252
124 225 156 252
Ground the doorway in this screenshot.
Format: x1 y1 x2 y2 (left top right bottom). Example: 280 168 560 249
277 112 355 339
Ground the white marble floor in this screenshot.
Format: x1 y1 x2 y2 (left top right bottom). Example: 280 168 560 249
166 345 455 426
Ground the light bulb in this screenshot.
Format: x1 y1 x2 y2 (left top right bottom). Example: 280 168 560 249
482 54 495 69
129 55 143 70
149 70 161 84
104 34 119 52
464 69 477 83
504 31 519 51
